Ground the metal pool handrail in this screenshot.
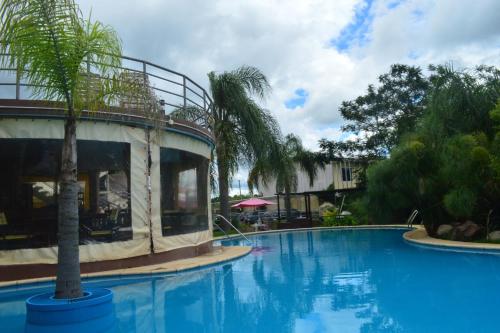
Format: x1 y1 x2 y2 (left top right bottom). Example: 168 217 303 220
215 214 253 245
407 210 420 228
0 52 213 131
213 221 230 239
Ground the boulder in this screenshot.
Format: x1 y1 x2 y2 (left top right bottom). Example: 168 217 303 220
456 220 475 233
488 231 500 241
450 221 482 241
462 223 482 241
436 224 453 238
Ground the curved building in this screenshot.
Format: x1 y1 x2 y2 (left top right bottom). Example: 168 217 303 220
0 55 214 280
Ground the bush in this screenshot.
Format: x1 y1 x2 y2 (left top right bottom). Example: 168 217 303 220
322 209 361 227
443 188 477 219
322 209 338 226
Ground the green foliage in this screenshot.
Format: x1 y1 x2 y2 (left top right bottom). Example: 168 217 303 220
322 209 360 227
212 193 254 203
361 65 500 231
443 188 477 219
319 64 429 159
247 133 326 220
248 134 326 193
173 66 281 221
322 208 338 225
344 195 372 225
0 0 123 113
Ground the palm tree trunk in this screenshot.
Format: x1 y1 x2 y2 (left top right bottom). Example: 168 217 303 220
284 184 292 222
217 161 231 231
55 115 82 299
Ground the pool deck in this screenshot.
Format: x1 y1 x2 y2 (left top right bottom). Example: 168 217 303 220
404 228 500 252
0 245 251 288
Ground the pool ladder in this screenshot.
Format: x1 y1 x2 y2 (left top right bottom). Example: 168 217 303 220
214 214 253 246
407 210 421 228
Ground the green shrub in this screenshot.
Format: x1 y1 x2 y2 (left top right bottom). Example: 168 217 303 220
322 209 338 226
443 188 477 219
322 209 361 227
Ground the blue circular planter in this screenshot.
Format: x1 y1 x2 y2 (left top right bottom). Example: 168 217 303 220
25 288 115 333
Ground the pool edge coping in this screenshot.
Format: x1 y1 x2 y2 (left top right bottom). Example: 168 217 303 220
214 224 411 241
403 228 500 253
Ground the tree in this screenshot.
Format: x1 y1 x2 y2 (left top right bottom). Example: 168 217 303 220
362 65 500 234
0 0 123 298
320 64 429 159
173 66 280 227
248 134 326 221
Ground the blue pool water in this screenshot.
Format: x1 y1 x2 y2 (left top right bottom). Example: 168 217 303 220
2 228 500 332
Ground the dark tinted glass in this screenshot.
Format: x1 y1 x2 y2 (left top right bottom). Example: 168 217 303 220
160 148 209 236
0 139 132 250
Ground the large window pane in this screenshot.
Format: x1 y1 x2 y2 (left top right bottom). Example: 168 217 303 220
160 148 209 236
0 139 132 250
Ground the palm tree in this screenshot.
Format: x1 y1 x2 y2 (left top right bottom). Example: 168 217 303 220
0 0 123 299
248 134 326 221
173 66 281 226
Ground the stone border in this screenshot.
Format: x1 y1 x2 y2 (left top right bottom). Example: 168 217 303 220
403 228 500 254
0 246 251 289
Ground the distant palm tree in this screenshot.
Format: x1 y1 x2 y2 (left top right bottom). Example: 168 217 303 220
0 0 124 299
173 66 281 226
248 134 326 221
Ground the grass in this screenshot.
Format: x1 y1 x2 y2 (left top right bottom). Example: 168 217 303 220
465 238 500 244
213 229 240 238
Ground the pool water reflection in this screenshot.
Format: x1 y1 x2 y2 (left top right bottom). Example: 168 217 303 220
2 229 500 332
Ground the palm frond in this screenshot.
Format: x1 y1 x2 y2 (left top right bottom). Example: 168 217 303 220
0 0 123 114
234 66 271 99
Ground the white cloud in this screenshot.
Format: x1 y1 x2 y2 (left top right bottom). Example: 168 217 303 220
80 0 500 180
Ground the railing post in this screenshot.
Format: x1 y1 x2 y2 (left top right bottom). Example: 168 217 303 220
183 76 187 109
143 61 147 113
15 63 20 100
203 92 207 127
86 57 90 110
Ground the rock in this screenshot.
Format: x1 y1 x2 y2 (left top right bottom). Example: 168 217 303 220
449 221 482 241
436 224 453 238
488 231 500 241
456 220 475 233
462 223 482 241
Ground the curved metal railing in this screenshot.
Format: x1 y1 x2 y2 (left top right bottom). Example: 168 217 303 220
215 214 253 246
0 53 213 131
407 209 421 228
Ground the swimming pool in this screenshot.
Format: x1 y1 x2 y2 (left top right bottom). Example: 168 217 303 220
2 228 500 332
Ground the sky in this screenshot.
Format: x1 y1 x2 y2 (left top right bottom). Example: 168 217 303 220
80 0 500 194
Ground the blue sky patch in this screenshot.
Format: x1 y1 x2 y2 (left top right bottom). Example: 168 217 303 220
387 0 404 10
330 0 375 52
408 50 420 60
285 88 309 109
412 8 425 19
339 132 351 141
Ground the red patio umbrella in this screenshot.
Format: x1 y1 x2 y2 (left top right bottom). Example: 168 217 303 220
231 198 275 208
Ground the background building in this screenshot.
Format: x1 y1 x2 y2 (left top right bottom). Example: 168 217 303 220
258 159 362 197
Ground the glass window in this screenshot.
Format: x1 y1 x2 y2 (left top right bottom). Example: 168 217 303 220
160 148 209 236
341 167 352 182
0 139 132 250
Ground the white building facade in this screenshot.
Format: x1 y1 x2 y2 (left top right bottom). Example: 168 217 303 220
259 159 362 197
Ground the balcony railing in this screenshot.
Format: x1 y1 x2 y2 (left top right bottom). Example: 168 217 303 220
0 53 213 131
